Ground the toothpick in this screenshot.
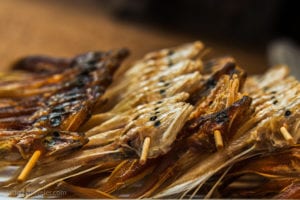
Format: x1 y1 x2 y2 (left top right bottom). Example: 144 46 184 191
214 130 224 150
140 137 151 164
280 126 295 145
17 150 41 182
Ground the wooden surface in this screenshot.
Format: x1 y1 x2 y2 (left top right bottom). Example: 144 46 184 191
0 1 266 74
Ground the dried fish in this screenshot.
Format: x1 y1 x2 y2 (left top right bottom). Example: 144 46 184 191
0 41 299 199
0 128 87 162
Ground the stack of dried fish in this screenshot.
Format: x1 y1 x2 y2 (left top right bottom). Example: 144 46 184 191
0 42 299 199
0 49 128 183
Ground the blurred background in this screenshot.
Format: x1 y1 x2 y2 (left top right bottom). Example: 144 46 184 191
0 0 299 76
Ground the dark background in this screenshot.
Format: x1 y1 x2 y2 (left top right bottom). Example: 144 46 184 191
101 0 299 45
0 0 299 75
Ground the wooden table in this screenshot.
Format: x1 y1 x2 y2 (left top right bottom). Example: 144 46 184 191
0 1 266 74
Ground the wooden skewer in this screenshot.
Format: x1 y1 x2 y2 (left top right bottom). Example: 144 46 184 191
17 150 41 182
280 126 295 145
214 130 224 150
140 137 151 164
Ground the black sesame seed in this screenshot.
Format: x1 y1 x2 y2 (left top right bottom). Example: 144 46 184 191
168 50 174 56
150 116 157 121
285 110 292 117
159 89 166 94
155 111 160 115
273 100 278 105
157 101 163 104
154 120 161 127
164 82 170 87
271 96 275 99
271 91 276 94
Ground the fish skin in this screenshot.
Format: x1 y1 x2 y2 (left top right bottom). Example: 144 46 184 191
0 128 88 162
0 48 129 161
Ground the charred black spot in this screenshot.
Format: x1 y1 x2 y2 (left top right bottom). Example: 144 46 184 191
207 78 216 88
52 105 65 113
49 112 61 119
154 120 161 127
53 131 60 137
87 54 100 65
80 63 97 75
75 78 85 88
229 68 239 76
285 110 292 117
215 111 229 123
87 60 98 65
73 74 91 88
49 114 62 127
150 116 157 121
50 118 61 127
